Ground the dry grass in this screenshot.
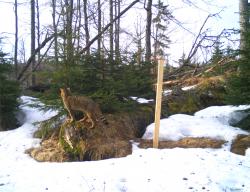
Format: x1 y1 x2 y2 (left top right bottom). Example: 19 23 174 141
137 137 226 149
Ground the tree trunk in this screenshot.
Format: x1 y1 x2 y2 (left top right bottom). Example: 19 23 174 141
83 0 90 54
115 0 121 62
145 0 152 62
52 0 58 66
17 32 62 81
97 0 102 56
65 0 74 65
14 0 18 79
109 0 114 63
76 0 81 53
239 0 249 54
36 0 41 68
78 0 139 54
31 0 36 86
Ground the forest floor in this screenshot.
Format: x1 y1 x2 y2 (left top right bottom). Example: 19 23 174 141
0 96 250 192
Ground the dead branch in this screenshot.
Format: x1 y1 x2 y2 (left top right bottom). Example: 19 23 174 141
17 31 63 81
20 38 54 83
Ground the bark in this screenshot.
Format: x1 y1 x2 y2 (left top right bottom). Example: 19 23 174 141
97 0 102 56
52 0 59 65
83 0 90 54
76 0 81 53
36 0 41 65
31 0 36 85
114 0 121 62
145 0 152 62
65 0 74 66
14 0 18 79
52 0 58 66
109 0 114 62
79 0 139 54
239 0 249 54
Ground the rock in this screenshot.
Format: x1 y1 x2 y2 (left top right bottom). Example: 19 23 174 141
231 134 250 156
138 137 226 149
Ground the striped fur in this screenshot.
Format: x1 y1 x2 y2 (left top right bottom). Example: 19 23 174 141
60 88 107 128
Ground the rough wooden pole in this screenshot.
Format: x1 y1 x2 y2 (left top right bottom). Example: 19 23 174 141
153 58 164 148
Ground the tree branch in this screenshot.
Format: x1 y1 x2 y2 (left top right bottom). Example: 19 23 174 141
17 31 63 81
78 0 140 55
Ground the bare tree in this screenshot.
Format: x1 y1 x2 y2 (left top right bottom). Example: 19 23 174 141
145 0 152 62
31 0 36 85
114 0 121 62
109 0 114 62
239 0 249 55
52 0 58 65
97 0 102 56
78 0 140 54
83 0 90 54
76 0 82 53
14 0 18 79
36 0 41 64
65 0 74 66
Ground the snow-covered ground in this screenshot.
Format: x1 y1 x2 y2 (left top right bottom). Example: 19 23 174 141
0 96 250 192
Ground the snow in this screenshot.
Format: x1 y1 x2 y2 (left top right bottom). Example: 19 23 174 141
163 85 197 96
181 85 197 91
0 96 250 192
143 105 249 144
130 96 154 104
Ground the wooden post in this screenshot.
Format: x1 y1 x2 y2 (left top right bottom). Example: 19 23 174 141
153 58 164 148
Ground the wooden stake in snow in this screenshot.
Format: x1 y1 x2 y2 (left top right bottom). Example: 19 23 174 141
153 58 164 148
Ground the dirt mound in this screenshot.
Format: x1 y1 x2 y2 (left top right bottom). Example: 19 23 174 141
27 108 153 162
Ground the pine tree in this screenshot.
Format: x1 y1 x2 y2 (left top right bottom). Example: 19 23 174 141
226 32 250 105
226 0 250 105
152 0 171 58
210 41 224 64
0 39 20 130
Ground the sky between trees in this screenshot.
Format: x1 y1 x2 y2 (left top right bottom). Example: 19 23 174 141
0 0 238 66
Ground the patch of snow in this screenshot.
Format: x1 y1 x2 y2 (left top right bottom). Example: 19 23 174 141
246 148 250 158
182 85 197 91
163 89 172 96
130 96 154 104
0 96 250 192
195 105 250 125
143 113 248 143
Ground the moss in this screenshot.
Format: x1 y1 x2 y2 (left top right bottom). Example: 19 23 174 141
167 93 200 115
58 121 88 160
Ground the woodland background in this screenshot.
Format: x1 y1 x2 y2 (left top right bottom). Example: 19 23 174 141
0 0 250 131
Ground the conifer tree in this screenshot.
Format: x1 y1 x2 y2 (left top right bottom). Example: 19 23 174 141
226 1 250 105
0 39 20 130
